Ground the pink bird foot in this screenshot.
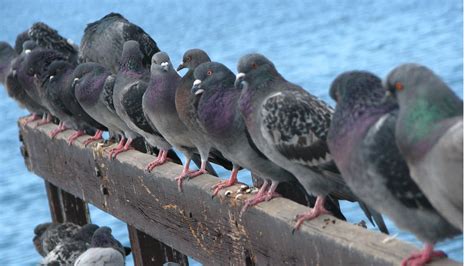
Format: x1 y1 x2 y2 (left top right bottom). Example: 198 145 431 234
21 113 41 126
293 196 332 232
240 181 280 215
186 161 209 178
109 138 133 159
67 130 86 145
83 130 104 146
212 167 239 197
146 150 169 172
49 122 68 138
401 244 447 266
175 159 193 192
34 114 53 128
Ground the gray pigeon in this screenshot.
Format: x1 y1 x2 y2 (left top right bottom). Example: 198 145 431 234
143 52 217 190
80 12 159 73
111 40 170 159
191 61 304 212
234 53 387 232
327 71 460 266
38 222 82 255
175 49 233 193
41 224 99 265
385 63 463 231
33 222 54 257
72 62 125 146
74 227 127 266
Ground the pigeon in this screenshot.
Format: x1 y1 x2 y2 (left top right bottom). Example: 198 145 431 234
41 223 99 265
31 57 106 144
71 62 126 146
234 53 387 232
327 71 461 266
385 63 463 231
191 61 305 212
74 226 127 266
14 30 30 54
111 40 170 159
144 52 225 191
37 222 82 255
79 12 159 73
33 222 54 257
175 49 233 193
0 42 17 83
27 22 78 64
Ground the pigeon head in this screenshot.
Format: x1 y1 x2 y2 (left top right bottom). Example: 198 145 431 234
72 62 107 87
22 40 37 54
151 52 173 74
74 223 99 242
235 53 277 89
0 42 16 83
120 40 144 72
192 61 235 96
384 63 456 106
329 70 386 106
91 227 127 256
177 48 211 71
22 48 66 88
42 60 74 86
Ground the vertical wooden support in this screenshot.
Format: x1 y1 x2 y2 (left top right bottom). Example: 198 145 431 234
44 181 90 225
128 225 189 266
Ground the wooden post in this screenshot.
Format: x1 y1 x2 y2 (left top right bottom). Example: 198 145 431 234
44 181 65 223
44 181 90 225
128 226 189 266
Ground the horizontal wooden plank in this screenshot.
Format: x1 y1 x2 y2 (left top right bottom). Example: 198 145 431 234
19 119 460 266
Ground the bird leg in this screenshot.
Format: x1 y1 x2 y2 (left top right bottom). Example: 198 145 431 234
109 138 134 159
21 113 41 126
35 113 53 128
186 160 209 178
108 137 126 159
241 180 279 214
293 196 332 231
49 121 68 138
212 166 239 197
175 158 192 192
67 130 86 145
146 150 169 172
401 243 446 266
83 130 104 146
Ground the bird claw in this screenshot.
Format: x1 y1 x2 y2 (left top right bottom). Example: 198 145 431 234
146 158 167 172
293 206 331 232
211 179 236 198
401 249 446 266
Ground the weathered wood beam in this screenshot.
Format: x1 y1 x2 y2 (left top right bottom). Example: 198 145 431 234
19 121 460 266
44 180 90 225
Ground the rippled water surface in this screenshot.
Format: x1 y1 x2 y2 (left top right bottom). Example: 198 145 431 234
0 0 463 265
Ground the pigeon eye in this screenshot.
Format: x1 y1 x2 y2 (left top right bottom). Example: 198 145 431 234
251 63 257 69
207 70 212 76
186 56 192 62
395 82 404 92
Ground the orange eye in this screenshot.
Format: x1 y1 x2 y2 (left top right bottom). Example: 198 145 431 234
251 63 257 69
395 82 404 91
207 70 212 76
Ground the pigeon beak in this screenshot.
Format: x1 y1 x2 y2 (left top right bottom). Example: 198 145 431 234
24 49 31 54
176 62 185 71
191 79 204 95
72 77 80 88
160 61 169 72
382 90 394 103
234 72 246 89
12 70 17 78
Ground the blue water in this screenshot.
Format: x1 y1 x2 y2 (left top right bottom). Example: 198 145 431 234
0 0 463 265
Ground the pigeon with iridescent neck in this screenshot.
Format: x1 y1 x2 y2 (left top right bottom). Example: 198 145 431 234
385 63 463 231
235 53 387 232
328 70 460 266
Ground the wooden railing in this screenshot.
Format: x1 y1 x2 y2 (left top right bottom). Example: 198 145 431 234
18 119 460 266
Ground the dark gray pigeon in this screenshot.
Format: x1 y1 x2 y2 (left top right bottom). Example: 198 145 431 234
192 61 306 212
38 222 81 256
27 22 78 63
175 49 233 193
234 53 387 232
74 227 127 266
327 71 460 266
0 41 17 83
32 58 106 144
41 223 99 265
72 62 126 146
385 63 463 231
111 40 170 159
143 52 212 190
80 12 159 73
